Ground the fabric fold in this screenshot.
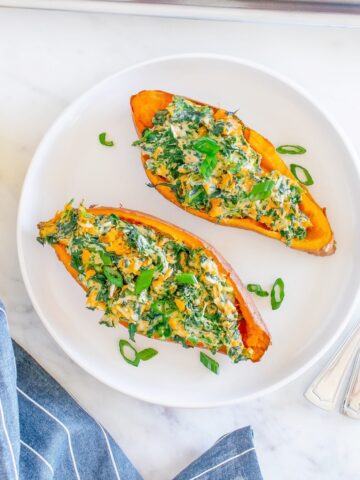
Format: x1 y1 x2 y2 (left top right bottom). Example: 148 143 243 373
0 302 263 480
173 426 262 480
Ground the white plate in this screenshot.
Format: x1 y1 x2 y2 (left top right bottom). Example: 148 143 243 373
17 54 360 407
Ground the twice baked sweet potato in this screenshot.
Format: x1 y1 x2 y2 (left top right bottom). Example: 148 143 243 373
131 90 335 256
38 204 270 362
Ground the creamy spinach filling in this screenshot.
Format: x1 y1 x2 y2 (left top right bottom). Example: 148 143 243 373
38 204 250 363
133 96 312 242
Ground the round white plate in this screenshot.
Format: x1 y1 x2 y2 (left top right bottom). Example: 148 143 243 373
18 54 360 407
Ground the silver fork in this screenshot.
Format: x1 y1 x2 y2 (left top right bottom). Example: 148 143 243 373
305 323 360 414
342 350 360 419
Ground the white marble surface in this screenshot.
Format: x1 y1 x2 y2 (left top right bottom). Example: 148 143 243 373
1 7 360 479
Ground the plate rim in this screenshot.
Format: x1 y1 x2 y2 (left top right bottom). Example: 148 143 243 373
17 52 360 408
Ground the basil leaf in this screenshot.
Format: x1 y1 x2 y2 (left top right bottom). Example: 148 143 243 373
199 154 217 179
248 180 275 201
135 268 156 294
103 266 123 288
271 278 285 310
193 137 220 179
200 352 219 375
193 137 219 155
247 284 269 297
138 348 158 361
99 132 114 147
290 164 314 186
119 340 139 367
175 273 198 285
276 145 306 155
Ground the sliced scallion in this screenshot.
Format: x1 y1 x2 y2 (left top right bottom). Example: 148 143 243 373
247 284 269 297
290 164 314 186
119 340 139 367
271 278 285 310
175 273 198 285
104 266 123 288
119 339 158 366
200 352 219 375
100 251 112 266
138 348 158 361
99 132 114 147
276 145 306 155
128 323 137 342
135 268 156 294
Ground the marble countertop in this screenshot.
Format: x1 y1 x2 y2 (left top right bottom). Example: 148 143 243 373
1 6 360 479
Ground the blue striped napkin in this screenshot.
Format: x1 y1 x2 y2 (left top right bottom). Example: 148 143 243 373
0 302 263 480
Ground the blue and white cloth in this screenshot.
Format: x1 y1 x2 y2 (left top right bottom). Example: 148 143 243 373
0 302 263 480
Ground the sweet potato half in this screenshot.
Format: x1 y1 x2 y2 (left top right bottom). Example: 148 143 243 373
131 90 335 256
39 206 270 362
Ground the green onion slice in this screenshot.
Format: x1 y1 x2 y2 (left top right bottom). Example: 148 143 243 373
135 268 156 294
276 145 306 155
119 340 139 367
200 352 219 375
248 180 275 201
247 284 269 297
128 323 137 342
99 132 114 147
138 348 158 361
103 266 123 288
290 164 314 186
151 300 174 316
100 251 112 266
175 273 198 285
151 301 165 314
119 339 158 366
271 278 285 310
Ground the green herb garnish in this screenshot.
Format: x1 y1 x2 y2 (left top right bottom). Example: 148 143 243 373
175 273 198 285
100 251 112 265
271 278 285 310
247 284 269 297
199 154 217 179
119 339 158 367
248 180 275 201
128 323 137 342
135 268 156 294
103 266 123 288
193 137 219 155
290 164 314 186
194 137 220 179
200 352 219 375
138 348 158 361
99 132 114 147
119 340 140 367
276 145 306 155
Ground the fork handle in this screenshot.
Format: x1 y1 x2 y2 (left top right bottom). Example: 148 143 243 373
305 324 360 411
342 350 360 419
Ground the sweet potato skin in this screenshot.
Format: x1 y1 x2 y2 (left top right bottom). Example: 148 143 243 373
43 207 270 362
131 90 335 256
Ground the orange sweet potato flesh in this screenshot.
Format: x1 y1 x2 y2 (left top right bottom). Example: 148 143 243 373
131 90 335 256
44 207 270 362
